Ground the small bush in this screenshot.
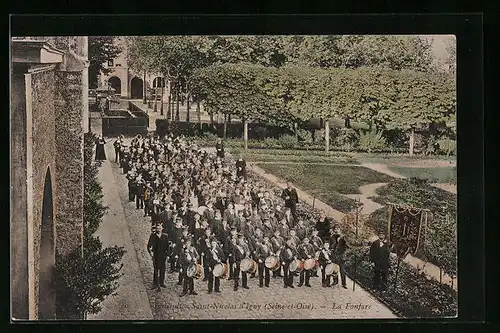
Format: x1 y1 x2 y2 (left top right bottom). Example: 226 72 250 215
278 134 298 149
335 128 358 152
357 129 388 153
437 139 456 157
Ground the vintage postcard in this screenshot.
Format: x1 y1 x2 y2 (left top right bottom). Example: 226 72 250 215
10 34 457 321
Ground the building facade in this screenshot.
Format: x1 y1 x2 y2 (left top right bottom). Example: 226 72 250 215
10 36 88 320
99 37 168 101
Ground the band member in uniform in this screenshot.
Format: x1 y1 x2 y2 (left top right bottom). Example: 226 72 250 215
147 223 169 291
297 237 313 287
168 218 183 273
289 229 301 247
215 138 225 159
225 228 238 280
207 240 225 294
295 219 307 241
113 136 122 163
234 234 251 290
369 231 392 291
281 182 299 220
235 156 246 180
310 229 323 277
254 237 272 287
144 182 153 217
318 242 334 287
127 173 137 202
315 211 331 242
271 230 284 278
179 238 199 297
136 179 145 210
280 238 297 288
331 227 348 289
198 228 215 282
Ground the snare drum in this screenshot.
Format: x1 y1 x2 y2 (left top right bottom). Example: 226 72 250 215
265 256 281 271
187 263 204 279
289 259 304 274
241 258 258 275
324 263 340 276
213 263 229 279
304 258 319 271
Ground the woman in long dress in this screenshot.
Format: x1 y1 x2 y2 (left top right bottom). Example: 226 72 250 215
95 135 107 162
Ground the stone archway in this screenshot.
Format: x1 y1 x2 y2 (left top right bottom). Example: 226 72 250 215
130 77 143 99
38 167 56 320
108 76 121 95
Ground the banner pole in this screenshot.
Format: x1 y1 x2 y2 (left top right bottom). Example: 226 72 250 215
394 256 400 291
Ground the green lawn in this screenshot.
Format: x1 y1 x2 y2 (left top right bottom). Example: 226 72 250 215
257 163 393 213
388 166 457 184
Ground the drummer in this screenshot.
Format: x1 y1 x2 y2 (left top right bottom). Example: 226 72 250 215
179 238 199 297
297 237 313 287
207 240 225 294
255 237 272 288
230 235 246 291
280 237 297 288
310 229 323 277
237 234 251 290
318 242 334 288
270 230 284 278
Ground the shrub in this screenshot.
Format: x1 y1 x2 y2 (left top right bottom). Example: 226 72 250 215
437 139 456 157
277 134 298 149
335 128 358 152
55 235 125 318
357 129 388 153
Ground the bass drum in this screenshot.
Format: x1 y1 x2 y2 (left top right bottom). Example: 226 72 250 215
304 258 319 271
265 256 281 271
240 258 258 275
187 263 204 279
324 263 340 276
289 259 304 274
213 263 229 279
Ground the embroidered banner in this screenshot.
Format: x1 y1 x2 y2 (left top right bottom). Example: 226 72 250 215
388 204 426 258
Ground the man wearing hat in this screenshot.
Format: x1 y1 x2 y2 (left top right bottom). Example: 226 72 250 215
262 217 275 239
232 234 250 291
235 155 247 180
147 223 169 291
179 238 199 297
297 237 314 287
295 219 307 241
280 237 297 288
289 229 301 248
277 218 290 239
223 203 238 228
136 179 145 210
126 173 137 202
206 240 225 294
332 228 349 289
225 227 238 280
270 230 284 278
168 218 183 274
369 231 392 291
198 227 215 281
143 182 153 217
281 181 299 221
310 229 323 277
318 242 334 287
255 237 272 288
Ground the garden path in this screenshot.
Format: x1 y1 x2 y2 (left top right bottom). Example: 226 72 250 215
87 144 154 320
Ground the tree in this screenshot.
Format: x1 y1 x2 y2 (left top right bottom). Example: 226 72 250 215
88 37 122 88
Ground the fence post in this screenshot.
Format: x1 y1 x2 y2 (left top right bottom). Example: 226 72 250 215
312 197 316 209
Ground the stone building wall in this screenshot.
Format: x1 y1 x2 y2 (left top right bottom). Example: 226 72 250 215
54 71 84 258
28 67 58 316
11 66 29 320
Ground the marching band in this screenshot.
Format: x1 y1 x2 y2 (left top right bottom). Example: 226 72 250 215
115 133 350 296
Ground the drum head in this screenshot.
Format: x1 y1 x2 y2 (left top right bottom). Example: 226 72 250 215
304 259 315 270
265 256 276 269
213 264 224 277
187 264 196 277
241 259 251 272
289 260 298 272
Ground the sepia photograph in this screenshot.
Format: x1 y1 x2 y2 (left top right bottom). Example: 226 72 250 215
10 34 457 321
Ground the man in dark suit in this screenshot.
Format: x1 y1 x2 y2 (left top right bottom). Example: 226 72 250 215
331 228 348 289
235 156 246 180
206 240 225 294
254 237 272 288
281 182 299 220
280 238 297 288
318 242 334 287
147 223 169 291
369 232 392 291
179 238 199 297
297 237 314 287
315 211 331 242
215 138 225 158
